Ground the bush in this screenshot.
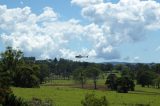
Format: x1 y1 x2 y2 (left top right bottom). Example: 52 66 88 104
28 97 55 106
117 85 128 93
81 93 108 106
135 104 150 106
2 94 28 106
0 88 12 104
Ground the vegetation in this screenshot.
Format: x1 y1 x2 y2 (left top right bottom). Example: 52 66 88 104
116 76 135 93
153 75 160 88
86 67 101 89
13 65 40 88
28 97 54 106
0 47 40 105
73 67 87 88
81 93 108 106
1 47 160 106
105 74 135 93
137 71 157 87
12 85 160 106
2 94 28 106
0 47 19 104
105 74 117 90
0 62 12 104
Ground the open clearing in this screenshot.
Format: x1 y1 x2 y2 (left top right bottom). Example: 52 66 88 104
12 80 160 106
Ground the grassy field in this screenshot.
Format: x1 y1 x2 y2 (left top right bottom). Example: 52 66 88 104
43 79 106 86
12 80 160 106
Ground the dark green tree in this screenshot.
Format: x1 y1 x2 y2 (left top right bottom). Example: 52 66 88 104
39 64 49 83
153 76 160 88
121 66 135 80
1 46 23 72
105 63 113 72
115 64 123 71
116 76 135 93
86 67 101 89
105 74 117 90
0 47 23 104
152 64 160 74
137 71 156 87
14 65 40 88
0 63 12 104
73 67 87 88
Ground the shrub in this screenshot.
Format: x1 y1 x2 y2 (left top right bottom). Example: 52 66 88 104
135 103 150 106
81 93 108 106
2 94 28 106
28 97 55 106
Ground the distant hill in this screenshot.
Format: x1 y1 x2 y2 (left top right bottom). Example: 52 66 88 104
101 61 156 65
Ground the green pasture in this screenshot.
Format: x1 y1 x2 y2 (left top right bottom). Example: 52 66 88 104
12 81 160 106
43 79 106 86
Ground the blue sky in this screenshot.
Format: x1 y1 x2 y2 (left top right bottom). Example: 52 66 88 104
0 0 160 63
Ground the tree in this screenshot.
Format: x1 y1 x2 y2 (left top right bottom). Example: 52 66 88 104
57 58 72 79
153 76 160 88
0 47 23 104
105 63 113 72
0 63 12 104
1 46 23 73
116 76 135 93
135 63 150 72
86 67 101 89
121 66 135 80
1 47 40 88
73 67 87 88
39 64 49 83
115 64 123 71
13 65 40 88
152 64 160 74
137 71 156 87
105 74 117 90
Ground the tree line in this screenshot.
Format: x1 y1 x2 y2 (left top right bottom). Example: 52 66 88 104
1 47 160 105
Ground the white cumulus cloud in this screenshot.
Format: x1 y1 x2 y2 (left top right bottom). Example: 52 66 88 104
71 0 103 7
71 0 160 60
0 5 116 60
75 0 160 43
1 0 160 61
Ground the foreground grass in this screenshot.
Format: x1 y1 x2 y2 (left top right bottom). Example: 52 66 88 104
12 85 160 106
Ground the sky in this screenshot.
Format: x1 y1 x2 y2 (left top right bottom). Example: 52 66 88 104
0 0 160 63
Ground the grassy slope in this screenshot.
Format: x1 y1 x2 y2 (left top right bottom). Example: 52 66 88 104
12 84 160 106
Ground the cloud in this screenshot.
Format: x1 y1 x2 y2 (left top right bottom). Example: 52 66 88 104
0 5 117 60
71 0 103 7
75 0 160 42
71 0 160 61
38 7 58 22
134 56 140 62
1 0 160 61
155 46 160 51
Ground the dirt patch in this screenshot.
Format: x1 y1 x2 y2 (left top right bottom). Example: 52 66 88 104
73 84 107 91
